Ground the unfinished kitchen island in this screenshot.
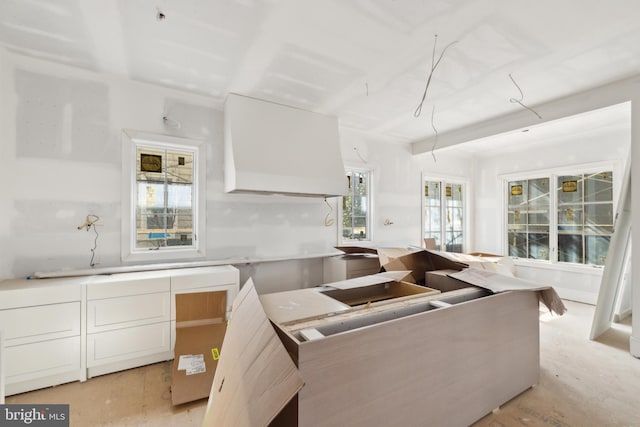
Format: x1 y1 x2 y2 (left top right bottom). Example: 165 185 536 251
205 271 550 427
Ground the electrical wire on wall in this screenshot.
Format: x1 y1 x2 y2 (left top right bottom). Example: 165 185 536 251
323 198 335 226
414 34 458 118
508 73 542 119
77 214 100 267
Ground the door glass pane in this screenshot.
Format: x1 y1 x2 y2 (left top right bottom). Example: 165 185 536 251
424 180 442 249
445 182 463 253
343 171 370 241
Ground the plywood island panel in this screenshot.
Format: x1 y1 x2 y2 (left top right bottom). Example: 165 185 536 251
285 291 539 427
207 274 542 427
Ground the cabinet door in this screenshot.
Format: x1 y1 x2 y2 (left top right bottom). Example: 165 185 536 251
87 322 170 368
87 292 170 333
4 336 81 385
0 302 80 346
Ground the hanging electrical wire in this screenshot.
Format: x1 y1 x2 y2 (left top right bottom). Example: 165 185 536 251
414 34 458 118
88 222 99 267
77 214 100 267
430 105 438 162
508 73 542 119
353 146 368 163
323 198 335 226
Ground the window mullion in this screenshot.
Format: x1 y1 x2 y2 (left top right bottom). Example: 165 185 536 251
550 174 558 263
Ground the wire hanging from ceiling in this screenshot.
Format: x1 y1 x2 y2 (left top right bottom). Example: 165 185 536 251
414 34 458 118
508 73 542 119
353 147 368 163
430 105 438 162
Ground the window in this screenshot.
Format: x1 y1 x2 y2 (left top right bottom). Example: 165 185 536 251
423 179 466 252
341 169 371 241
506 169 613 266
122 131 205 261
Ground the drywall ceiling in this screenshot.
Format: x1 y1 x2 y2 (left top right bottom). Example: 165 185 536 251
1 0 639 145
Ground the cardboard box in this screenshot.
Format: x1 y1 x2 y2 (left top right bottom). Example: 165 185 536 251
425 269 469 292
171 291 227 405
377 248 467 284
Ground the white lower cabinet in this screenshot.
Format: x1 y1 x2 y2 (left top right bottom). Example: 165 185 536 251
87 322 171 378
0 278 85 396
4 336 81 395
86 272 172 378
0 265 239 393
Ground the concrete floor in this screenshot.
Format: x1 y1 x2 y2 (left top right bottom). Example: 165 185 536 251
6 300 640 426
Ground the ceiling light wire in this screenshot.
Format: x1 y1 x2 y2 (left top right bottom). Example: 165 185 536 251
414 35 458 118
430 105 438 162
353 147 368 163
508 73 542 119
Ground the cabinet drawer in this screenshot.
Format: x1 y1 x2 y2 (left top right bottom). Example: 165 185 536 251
170 266 239 291
87 292 170 333
0 302 80 346
171 285 237 321
87 322 170 367
4 336 81 384
87 276 170 300
0 283 81 310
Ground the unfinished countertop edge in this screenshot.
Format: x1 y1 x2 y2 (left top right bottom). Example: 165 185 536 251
26 252 343 279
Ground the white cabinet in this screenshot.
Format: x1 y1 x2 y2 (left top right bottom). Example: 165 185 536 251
86 272 172 378
0 277 85 396
1 326 5 403
0 265 240 392
85 266 239 378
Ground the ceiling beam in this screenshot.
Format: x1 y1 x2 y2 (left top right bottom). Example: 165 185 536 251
412 74 640 155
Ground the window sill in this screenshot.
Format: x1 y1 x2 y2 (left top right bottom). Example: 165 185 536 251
512 258 604 275
122 247 205 263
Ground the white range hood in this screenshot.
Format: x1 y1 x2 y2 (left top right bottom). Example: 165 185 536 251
224 94 348 197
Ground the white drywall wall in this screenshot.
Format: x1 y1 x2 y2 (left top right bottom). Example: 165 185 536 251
471 120 630 303
0 48 428 293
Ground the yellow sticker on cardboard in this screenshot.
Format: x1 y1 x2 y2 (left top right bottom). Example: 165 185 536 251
212 348 220 361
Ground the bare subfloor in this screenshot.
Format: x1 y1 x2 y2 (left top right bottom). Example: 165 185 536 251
7 300 640 426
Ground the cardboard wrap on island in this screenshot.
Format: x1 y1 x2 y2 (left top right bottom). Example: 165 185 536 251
171 291 228 405
450 268 567 315
377 248 467 284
